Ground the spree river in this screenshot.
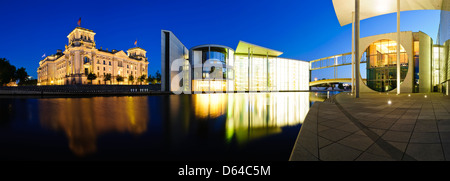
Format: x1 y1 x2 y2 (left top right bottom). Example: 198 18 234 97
0 91 339 161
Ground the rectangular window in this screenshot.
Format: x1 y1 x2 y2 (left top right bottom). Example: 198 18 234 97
103 67 105 71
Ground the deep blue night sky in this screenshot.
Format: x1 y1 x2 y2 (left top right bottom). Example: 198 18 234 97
0 0 441 79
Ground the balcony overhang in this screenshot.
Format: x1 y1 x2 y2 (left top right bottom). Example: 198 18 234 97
332 0 443 26
235 41 283 57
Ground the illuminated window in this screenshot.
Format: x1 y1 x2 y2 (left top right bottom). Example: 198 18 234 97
364 39 408 92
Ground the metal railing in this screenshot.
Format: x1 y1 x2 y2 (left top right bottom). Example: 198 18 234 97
309 52 366 70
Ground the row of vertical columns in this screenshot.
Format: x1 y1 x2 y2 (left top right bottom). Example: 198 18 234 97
352 0 401 97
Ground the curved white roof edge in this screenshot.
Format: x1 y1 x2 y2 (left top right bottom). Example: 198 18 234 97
332 0 443 26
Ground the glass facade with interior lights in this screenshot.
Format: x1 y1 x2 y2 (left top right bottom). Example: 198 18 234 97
161 34 311 93
308 31 446 94
190 45 235 92
233 55 309 91
188 44 309 92
364 39 408 92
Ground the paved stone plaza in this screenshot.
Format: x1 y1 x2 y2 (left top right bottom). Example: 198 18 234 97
290 92 450 161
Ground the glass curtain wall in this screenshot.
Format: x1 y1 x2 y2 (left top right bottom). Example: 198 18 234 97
234 54 309 91
227 49 235 91
251 56 268 91
234 55 249 91
191 45 234 92
365 39 408 92
438 2 450 94
268 57 277 91
276 58 288 91
414 41 420 92
433 45 445 92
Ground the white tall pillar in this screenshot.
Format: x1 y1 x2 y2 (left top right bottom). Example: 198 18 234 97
248 47 250 92
351 11 355 94
251 50 253 91
355 0 360 98
397 0 401 94
267 52 269 91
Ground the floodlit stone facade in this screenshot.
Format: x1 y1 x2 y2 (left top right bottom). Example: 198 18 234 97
38 27 148 85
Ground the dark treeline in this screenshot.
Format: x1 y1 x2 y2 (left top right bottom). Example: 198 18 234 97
0 58 35 86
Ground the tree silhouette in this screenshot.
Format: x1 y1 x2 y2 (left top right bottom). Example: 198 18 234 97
87 72 97 84
128 74 135 85
116 75 124 84
15 67 28 85
104 73 112 85
0 58 16 86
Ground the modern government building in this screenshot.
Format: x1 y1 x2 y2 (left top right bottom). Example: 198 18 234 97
37 27 149 85
162 0 450 96
161 30 309 93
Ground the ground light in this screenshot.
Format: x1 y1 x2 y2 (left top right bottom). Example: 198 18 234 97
388 100 392 105
425 95 427 98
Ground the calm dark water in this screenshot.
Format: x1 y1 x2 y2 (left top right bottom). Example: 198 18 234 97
0 91 339 161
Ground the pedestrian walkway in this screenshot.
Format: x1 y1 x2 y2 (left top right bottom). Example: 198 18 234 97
289 92 450 161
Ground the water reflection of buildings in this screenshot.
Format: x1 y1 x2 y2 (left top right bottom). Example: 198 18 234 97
192 92 310 145
193 94 227 119
39 97 149 156
226 93 309 144
309 91 337 103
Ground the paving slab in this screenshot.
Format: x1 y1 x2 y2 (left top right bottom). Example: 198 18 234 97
319 143 362 161
290 93 450 161
405 143 445 161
